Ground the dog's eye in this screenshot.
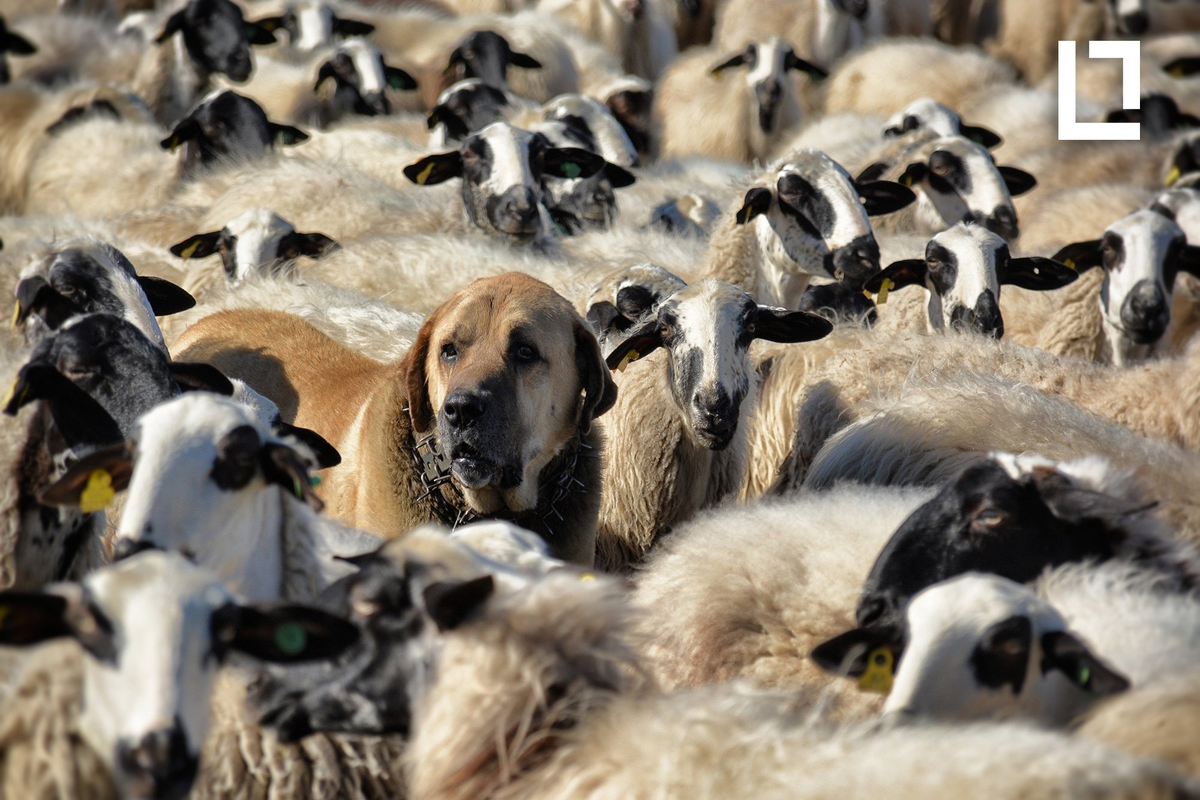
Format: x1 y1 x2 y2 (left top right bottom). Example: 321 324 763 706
440 343 458 362
514 344 538 363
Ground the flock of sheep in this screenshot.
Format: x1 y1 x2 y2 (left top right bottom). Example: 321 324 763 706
3 0 1200 796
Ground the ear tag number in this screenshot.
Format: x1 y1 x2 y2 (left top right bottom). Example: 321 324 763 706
876 277 895 305
617 349 640 373
415 163 435 185
80 469 116 513
275 621 307 655
858 646 894 694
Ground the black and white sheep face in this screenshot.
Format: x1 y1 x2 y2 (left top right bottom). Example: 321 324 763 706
1053 208 1200 364
813 574 1129 725
737 150 915 294
155 0 275 83
0 15 36 85
711 37 826 138
854 455 1156 631
598 275 832 450
14 240 195 352
428 79 512 147
254 1 374 51
0 551 358 800
884 135 1034 242
404 122 613 244
314 37 416 118
543 94 639 168
533 120 636 232
170 208 339 283
445 30 542 91
883 98 1002 149
864 224 1077 338
162 90 308 170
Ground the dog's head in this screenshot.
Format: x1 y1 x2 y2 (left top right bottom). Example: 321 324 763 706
403 273 617 513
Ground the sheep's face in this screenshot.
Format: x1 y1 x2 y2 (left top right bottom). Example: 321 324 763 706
156 0 267 83
813 574 1129 726
595 275 832 450
543 94 639 168
428 79 511 146
711 38 823 136
1054 209 1200 362
169 209 338 283
14 240 190 350
863 224 1077 338
162 91 307 170
881 98 1003 148
406 273 616 514
314 38 415 119
534 120 635 233
445 30 541 91
855 457 1151 631
891 136 1031 241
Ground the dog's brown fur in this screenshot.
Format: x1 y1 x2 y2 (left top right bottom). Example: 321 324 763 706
173 274 617 565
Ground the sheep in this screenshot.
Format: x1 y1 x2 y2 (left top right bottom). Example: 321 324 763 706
0 15 35 84
714 0 866 68
527 119 637 232
535 0 678 82
427 20 580 106
588 73 655 158
655 38 827 164
310 37 418 123
583 266 832 571
540 93 639 168
658 0 721 50
0 550 359 800
163 90 309 175
701 148 914 308
1 13 139 88
854 132 1036 241
252 0 376 52
863 222 1077 338
822 39 1018 118
426 78 515 147
881 97 1004 149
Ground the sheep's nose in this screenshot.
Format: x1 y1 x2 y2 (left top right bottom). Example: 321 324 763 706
363 91 391 116
1120 279 1169 343
443 390 487 428
1119 10 1149 35
984 206 1018 242
951 291 1004 339
116 726 197 799
493 186 540 235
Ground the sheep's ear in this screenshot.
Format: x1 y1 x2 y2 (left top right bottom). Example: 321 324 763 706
270 124 309 147
0 592 73 645
260 441 324 511
574 319 618 432
275 422 341 469
960 124 1002 149
427 105 470 140
37 442 135 510
160 117 199 152
245 22 277 46
586 300 622 339
508 51 541 69
753 306 833 343
170 362 235 395
3 30 36 55
603 317 664 371
279 231 339 260
212 602 360 663
784 51 827 80
710 51 747 77
422 575 494 632
864 259 926 294
544 148 606 180
137 276 196 316
384 64 418 91
3 365 124 450
603 162 637 188
811 625 902 680
154 9 186 43
404 152 463 186
1051 240 1103 272
13 276 81 329
170 231 222 260
855 180 916 216
314 60 336 92
1164 56 1200 78
331 16 375 36
856 162 890 183
735 187 772 225
998 166 1037 196
1040 631 1129 696
1174 244 1200 278
998 257 1078 290
897 162 928 188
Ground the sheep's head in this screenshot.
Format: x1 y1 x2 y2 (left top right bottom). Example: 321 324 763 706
590 267 832 450
161 91 308 170
1053 207 1200 364
444 30 541 91
171 209 338 284
154 0 275 83
313 37 416 118
883 98 1002 148
863 223 1076 338
252 1 374 52
737 149 914 288
533 119 636 233
427 79 511 146
813 572 1128 726
0 550 358 800
711 37 825 136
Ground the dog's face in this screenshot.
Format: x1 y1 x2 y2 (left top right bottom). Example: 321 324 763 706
405 274 616 514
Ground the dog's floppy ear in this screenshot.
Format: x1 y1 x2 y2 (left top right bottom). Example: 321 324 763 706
574 319 618 433
403 307 441 434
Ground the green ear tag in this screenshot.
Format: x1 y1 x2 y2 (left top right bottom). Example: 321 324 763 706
1078 665 1091 689
309 475 322 488
562 162 582 179
275 621 307 656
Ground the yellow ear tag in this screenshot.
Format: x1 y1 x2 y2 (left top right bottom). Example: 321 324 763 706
901 174 914 188
415 162 435 185
862 289 873 300
876 277 895 305
178 240 202 259
858 646 894 694
80 469 115 513
10 302 20 330
1063 257 1076 270
579 572 596 583
167 135 181 154
1167 166 1182 187
2 376 25 409
1170 66 1185 78
616 348 640 372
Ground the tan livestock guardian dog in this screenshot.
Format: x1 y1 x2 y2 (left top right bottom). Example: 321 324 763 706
173 273 618 565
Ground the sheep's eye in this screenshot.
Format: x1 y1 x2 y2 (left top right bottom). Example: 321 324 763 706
746 322 756 335
217 239 229 255
441 343 458 362
58 282 77 296
514 344 538 363
996 636 1026 657
974 509 1006 529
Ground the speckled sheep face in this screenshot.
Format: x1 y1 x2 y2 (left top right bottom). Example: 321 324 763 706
543 94 639 168
813 574 1128 727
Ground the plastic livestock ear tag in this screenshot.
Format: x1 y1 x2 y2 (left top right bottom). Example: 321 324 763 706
876 277 895 304
858 647 894 694
901 174 914 187
2 376 25 409
167 135 182 153
1062 258 1076 270
579 572 596 582
415 163 435 185
179 240 202 259
275 621 308 656
561 162 582 179
10 302 20 330
1167 166 1182 187
80 469 116 513
616 349 640 372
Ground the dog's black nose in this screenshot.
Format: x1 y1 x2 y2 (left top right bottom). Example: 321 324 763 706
443 391 487 427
